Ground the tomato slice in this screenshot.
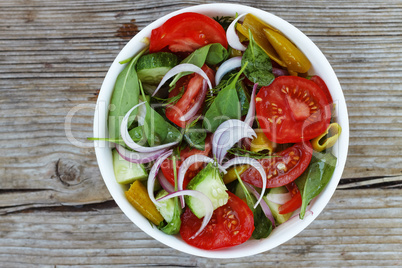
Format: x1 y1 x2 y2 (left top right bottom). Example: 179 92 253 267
256 76 331 144
149 12 228 53
241 142 313 188
166 65 215 128
180 192 254 250
160 135 212 189
278 182 302 214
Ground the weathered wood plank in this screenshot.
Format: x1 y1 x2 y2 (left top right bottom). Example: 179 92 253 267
0 189 401 267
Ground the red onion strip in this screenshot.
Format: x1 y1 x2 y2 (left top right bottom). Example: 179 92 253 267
120 102 179 153
213 120 256 163
222 157 266 208
156 189 214 239
244 83 258 127
178 154 227 208
157 170 175 194
215 56 242 86
244 182 276 228
178 79 208 122
115 144 167 164
152 63 213 97
226 13 247 51
147 150 173 206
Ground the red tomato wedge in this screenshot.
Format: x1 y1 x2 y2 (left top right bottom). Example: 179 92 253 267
278 182 302 214
149 12 228 53
166 65 215 128
310 75 333 104
180 192 254 250
160 135 212 189
241 142 313 188
256 76 331 144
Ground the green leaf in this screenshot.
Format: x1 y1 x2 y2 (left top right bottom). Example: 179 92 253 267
202 63 248 132
183 121 207 150
108 48 147 140
169 43 228 87
295 152 337 219
241 32 275 86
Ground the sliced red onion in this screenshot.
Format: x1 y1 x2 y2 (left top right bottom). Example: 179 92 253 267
152 63 213 97
147 150 173 206
178 79 208 122
156 189 213 239
244 83 258 127
244 182 276 228
120 102 179 153
212 119 249 159
157 170 175 194
272 67 289 77
213 119 256 163
222 157 266 208
226 13 247 51
215 56 242 85
115 144 167 164
265 192 292 205
178 154 227 208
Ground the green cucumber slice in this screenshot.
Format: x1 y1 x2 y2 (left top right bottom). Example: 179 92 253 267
112 149 148 184
136 52 178 85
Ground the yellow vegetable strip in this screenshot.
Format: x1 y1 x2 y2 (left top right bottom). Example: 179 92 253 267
311 123 342 152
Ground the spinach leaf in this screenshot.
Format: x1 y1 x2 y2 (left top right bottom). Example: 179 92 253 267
219 71 250 116
295 152 337 219
108 48 147 140
169 43 228 87
143 102 182 146
241 32 275 86
183 121 207 150
159 197 182 235
235 170 272 239
203 63 247 132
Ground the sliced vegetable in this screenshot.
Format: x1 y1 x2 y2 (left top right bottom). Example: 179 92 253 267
223 164 249 184
125 180 164 226
263 186 293 224
136 52 179 85
256 76 332 143
278 182 302 214
149 12 228 53
295 151 337 219
180 192 254 249
226 13 247 51
115 144 167 164
244 83 258 126
112 148 148 184
249 130 276 154
157 170 175 193
215 56 242 86
263 28 311 73
311 122 342 152
241 142 313 188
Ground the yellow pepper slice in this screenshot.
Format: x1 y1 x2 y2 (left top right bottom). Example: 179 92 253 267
250 130 276 154
311 123 342 152
263 28 311 73
125 180 164 226
223 165 250 184
236 14 285 67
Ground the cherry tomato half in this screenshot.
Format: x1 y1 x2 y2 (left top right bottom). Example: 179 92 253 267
149 12 228 53
241 142 313 188
256 76 331 144
166 65 215 128
160 135 212 189
180 191 254 250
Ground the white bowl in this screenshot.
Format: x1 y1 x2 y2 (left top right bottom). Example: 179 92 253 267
93 3 349 258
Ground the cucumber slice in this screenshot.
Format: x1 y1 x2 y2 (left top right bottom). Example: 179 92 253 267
136 52 178 85
185 163 229 218
112 149 148 184
155 190 175 223
263 186 293 224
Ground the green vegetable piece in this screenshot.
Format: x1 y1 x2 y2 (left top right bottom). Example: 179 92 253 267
203 63 248 132
295 152 337 219
169 43 228 87
136 52 179 85
185 163 229 219
263 187 293 224
155 190 176 223
112 149 148 184
242 32 275 86
183 121 207 150
108 48 147 140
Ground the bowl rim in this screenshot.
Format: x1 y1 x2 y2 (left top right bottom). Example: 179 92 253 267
93 3 349 258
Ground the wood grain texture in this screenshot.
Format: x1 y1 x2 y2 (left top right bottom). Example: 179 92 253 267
0 0 401 266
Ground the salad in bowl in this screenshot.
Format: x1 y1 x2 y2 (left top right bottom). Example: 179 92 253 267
93 3 349 258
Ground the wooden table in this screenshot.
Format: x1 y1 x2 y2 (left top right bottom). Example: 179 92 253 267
1 0 401 266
